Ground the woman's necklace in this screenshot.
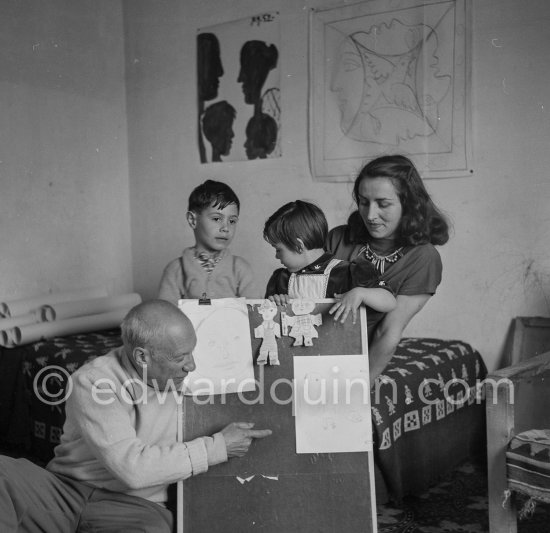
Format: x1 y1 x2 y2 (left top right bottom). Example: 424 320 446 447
362 243 403 274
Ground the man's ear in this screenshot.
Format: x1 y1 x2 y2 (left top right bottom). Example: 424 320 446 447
133 347 150 368
296 238 306 254
187 211 197 229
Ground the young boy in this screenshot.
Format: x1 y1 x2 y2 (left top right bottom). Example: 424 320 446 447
158 180 258 303
263 200 395 337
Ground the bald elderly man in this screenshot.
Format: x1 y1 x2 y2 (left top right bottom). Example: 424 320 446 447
0 300 271 532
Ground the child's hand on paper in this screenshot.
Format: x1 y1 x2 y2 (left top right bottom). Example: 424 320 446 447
268 294 290 306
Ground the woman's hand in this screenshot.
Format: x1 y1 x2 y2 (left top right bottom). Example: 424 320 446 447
328 288 363 324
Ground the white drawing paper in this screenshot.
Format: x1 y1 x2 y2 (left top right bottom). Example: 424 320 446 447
293 355 372 454
178 298 255 396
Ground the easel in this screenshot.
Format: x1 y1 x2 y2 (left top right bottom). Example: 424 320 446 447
177 299 377 533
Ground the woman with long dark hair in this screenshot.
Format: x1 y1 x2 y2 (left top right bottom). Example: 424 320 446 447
327 154 449 384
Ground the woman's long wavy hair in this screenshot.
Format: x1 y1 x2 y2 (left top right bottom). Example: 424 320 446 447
347 155 450 247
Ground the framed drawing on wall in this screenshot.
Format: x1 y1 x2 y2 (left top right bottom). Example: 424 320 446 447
309 0 472 181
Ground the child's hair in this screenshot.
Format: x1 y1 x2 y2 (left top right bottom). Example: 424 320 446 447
263 200 328 253
188 180 240 213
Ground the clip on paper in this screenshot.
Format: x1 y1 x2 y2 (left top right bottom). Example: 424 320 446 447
198 293 211 305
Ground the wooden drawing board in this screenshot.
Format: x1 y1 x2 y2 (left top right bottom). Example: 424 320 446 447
181 299 377 533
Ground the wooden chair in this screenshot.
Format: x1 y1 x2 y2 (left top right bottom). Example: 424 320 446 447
503 316 550 367
486 316 550 532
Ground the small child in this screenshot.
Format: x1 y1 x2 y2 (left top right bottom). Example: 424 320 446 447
263 200 396 337
158 180 258 303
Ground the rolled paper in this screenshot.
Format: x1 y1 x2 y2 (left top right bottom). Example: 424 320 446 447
0 310 43 332
0 328 18 348
4 308 128 348
0 287 108 318
42 293 142 322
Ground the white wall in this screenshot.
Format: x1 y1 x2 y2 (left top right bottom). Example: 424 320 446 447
428 0 550 365
0 1 133 301
124 0 550 372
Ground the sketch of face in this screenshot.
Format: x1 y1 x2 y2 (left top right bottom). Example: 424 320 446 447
291 299 316 316
330 38 365 134
194 309 251 379
330 38 381 136
259 305 277 321
197 33 224 103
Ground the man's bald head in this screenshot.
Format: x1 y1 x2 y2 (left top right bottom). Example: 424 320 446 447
121 299 194 354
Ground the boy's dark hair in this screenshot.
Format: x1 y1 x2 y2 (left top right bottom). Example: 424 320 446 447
264 200 328 253
188 180 240 213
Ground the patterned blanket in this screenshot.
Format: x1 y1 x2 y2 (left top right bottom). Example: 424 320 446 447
373 338 487 500
1 331 486 501
19 329 121 462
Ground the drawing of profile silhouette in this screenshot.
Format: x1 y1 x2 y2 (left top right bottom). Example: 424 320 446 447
238 40 278 109
238 40 280 159
197 32 224 163
330 19 451 146
244 112 278 160
202 101 236 162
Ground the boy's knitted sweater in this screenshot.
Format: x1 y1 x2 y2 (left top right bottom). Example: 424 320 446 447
158 247 258 303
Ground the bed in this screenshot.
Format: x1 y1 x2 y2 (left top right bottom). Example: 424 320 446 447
0 330 486 502
0 329 121 463
373 337 486 500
